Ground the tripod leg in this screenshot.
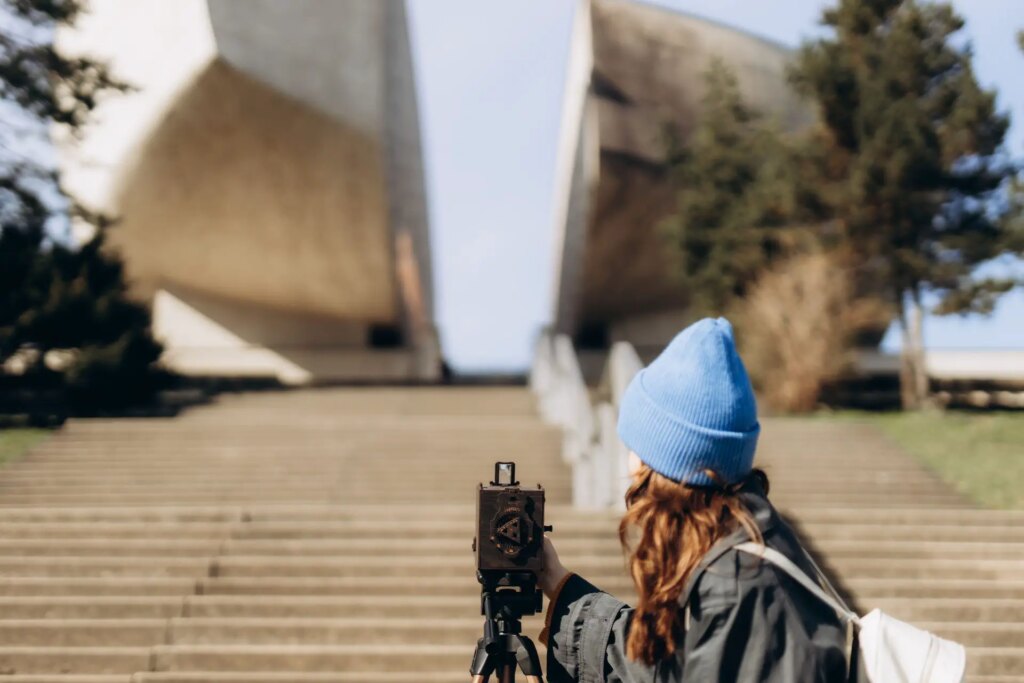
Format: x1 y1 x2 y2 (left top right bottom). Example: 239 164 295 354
470 636 494 683
510 633 544 683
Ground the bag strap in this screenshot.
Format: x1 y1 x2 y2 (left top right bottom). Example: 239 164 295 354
735 543 862 683
734 542 860 627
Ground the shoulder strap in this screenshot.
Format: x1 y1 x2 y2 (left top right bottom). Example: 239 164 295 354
734 542 860 626
678 536 745 609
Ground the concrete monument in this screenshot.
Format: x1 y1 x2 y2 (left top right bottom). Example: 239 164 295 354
550 0 809 364
57 0 439 383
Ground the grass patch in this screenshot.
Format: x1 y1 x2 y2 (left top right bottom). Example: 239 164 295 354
827 411 1024 509
0 428 49 468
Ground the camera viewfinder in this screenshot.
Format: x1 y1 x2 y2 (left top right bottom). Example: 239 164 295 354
493 462 517 486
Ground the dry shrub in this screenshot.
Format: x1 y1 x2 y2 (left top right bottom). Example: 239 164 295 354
733 252 885 413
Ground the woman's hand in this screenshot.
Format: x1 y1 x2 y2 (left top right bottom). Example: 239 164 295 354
538 535 570 599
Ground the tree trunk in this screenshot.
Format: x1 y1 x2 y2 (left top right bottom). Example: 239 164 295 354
898 295 929 410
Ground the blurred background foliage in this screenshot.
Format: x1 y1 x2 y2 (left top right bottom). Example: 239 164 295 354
664 0 1023 413
0 0 169 417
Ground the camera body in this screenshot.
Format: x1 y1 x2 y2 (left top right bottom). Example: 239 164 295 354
474 462 546 616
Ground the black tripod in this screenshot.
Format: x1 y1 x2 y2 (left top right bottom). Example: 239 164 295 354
469 576 544 683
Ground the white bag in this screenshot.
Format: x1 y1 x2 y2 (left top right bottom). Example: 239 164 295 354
735 542 966 683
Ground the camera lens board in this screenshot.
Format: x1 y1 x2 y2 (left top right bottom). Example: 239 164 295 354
490 496 537 558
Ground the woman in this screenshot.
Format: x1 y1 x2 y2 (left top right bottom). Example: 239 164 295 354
538 318 858 683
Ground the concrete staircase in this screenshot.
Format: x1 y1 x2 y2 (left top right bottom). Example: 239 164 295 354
0 389 1018 681
760 420 1024 682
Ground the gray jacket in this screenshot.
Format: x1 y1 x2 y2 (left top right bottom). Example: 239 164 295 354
544 484 859 683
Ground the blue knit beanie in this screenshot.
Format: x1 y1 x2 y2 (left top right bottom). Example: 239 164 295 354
617 317 759 487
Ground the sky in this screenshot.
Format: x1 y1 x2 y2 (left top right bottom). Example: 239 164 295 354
406 0 1024 371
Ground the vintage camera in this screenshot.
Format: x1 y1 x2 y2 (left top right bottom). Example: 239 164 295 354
474 461 549 617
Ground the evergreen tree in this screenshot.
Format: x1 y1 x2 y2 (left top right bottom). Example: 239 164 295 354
791 0 1021 409
663 60 810 316
0 0 166 413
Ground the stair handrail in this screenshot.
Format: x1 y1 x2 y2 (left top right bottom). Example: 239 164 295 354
530 331 644 508
600 341 644 507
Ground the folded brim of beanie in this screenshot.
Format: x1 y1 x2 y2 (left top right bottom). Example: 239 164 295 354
617 368 760 487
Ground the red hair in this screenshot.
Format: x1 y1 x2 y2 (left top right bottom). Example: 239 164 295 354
618 465 769 665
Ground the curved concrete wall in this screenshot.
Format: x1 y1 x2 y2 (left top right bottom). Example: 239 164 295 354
116 60 395 321
57 0 437 382
207 0 385 138
552 0 810 346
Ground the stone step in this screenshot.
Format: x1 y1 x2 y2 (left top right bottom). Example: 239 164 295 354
196 574 635 598
0 495 342 506
219 537 559 556
90 643 996 676
209 554 582 578
772 494 971 508
196 575 492 596
198 536 1024 560
229 522 602 540
0 539 224 557
848 577 1024 600
131 674 460 683
0 488 566 501
0 508 245 523
0 647 150 674
132 674 460 683
1 466 559 478
868 598 1024 622
0 578 195 597
813 539 1024 560
0 597 185 619
0 493 944 508
0 677 129 683
206 553 1023 580
149 644 474 672
796 523 1024 543
0 620 167 647
0 617 499 647
768 481 962 495
968 648 1024 676
183 595 510 620
140 647 1019 679
0 478 566 489
0 557 210 578
54 414 548 426
36 432 554 444
0 523 232 539
31 439 556 452
168 617 486 646
918 623 1024 648
782 508 1024 525
0 505 583 522
35 440 554 451
822 557 1024 581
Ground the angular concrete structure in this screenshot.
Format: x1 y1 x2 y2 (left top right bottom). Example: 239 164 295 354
57 0 439 383
550 0 810 361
